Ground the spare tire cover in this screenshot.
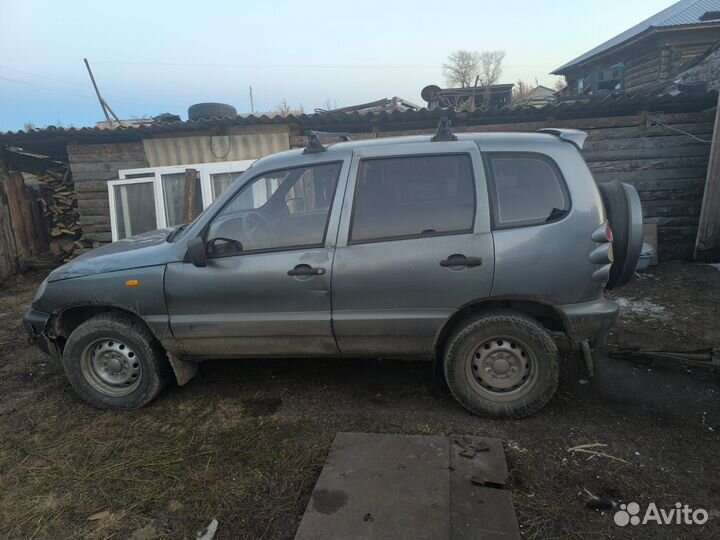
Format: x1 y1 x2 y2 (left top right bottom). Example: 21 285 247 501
598 181 643 289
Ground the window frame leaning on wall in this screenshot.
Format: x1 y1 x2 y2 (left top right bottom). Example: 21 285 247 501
108 160 256 241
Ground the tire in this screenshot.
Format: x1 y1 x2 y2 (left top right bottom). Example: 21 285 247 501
62 313 171 410
443 311 559 419
598 181 643 289
188 102 237 121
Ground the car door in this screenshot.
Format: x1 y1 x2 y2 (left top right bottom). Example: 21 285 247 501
331 140 494 357
165 160 347 358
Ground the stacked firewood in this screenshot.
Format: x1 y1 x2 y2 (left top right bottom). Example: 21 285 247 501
35 166 84 261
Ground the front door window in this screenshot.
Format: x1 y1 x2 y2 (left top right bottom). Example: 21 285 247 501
207 162 342 255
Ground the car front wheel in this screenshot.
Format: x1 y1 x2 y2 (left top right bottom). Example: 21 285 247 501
443 311 559 419
62 313 171 410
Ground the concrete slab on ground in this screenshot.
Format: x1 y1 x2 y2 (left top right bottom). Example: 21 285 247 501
294 432 520 540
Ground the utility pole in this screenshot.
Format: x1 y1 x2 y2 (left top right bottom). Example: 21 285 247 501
83 58 120 124
249 86 255 114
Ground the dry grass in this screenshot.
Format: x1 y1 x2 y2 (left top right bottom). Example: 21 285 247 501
0 392 330 539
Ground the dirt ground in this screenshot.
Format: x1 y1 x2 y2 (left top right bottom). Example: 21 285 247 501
0 262 718 540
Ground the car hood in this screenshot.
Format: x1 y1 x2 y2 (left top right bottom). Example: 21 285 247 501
48 229 182 282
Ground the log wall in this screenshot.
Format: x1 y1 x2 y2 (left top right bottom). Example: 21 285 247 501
67 142 148 246
563 28 720 96
582 112 712 260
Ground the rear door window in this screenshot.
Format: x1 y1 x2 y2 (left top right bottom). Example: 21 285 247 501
486 153 570 228
349 154 476 244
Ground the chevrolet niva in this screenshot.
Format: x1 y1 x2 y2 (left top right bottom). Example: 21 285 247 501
24 123 643 418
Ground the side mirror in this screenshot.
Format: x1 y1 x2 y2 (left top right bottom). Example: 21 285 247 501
187 236 207 267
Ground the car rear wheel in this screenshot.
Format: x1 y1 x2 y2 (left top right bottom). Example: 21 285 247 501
443 311 559 418
62 313 171 410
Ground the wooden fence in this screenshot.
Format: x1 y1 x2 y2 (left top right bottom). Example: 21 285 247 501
0 167 50 282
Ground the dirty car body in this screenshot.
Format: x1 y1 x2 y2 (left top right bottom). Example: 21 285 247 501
25 128 643 417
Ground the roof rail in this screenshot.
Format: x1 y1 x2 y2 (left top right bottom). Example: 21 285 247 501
431 116 457 142
536 128 588 150
303 130 351 154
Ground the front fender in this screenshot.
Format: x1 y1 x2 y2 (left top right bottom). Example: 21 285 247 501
34 265 173 345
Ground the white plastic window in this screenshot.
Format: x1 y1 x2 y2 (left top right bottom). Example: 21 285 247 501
109 160 255 241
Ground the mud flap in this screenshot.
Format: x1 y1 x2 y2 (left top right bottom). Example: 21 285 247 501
166 352 199 386
581 340 595 377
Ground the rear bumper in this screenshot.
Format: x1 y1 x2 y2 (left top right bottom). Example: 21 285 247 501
557 297 619 346
23 309 59 357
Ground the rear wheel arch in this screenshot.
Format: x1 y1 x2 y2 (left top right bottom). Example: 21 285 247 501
433 297 569 364
442 309 560 418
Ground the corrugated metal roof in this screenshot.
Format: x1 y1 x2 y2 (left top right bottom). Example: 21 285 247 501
553 0 720 74
0 90 716 159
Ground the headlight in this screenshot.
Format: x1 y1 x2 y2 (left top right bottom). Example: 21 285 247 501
33 277 48 303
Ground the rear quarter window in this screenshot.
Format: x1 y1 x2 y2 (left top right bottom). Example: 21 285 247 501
485 153 570 229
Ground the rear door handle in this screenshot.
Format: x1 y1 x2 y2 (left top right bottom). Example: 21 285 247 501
440 254 483 268
288 264 326 276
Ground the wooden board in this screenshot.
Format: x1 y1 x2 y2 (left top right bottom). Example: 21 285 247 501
294 433 519 540
643 223 659 265
449 436 520 540
695 94 720 258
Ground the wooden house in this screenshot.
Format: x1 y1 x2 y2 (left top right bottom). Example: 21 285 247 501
553 0 720 96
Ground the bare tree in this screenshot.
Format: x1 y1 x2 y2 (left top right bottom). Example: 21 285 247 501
23 121 36 131
477 50 505 88
275 99 305 117
512 79 534 100
443 50 480 88
321 98 337 111
275 99 292 118
554 76 567 92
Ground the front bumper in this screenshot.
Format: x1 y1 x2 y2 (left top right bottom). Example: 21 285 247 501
23 309 59 357
557 297 619 346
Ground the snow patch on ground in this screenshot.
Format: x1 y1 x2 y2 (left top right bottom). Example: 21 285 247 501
614 297 668 318
707 263 720 272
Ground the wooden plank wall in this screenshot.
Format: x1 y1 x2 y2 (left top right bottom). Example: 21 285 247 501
67 142 148 245
695 94 720 258
582 111 712 260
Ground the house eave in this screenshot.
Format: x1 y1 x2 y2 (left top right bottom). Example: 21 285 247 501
552 22 720 76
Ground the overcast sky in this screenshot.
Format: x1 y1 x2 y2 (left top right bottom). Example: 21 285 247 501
0 0 676 132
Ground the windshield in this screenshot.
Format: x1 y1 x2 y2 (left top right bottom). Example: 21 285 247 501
165 200 214 242
166 165 255 242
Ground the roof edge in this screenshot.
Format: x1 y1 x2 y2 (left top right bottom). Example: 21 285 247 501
552 20 720 75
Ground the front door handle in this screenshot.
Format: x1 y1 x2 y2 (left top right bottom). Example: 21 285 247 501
288 264 326 276
440 254 483 268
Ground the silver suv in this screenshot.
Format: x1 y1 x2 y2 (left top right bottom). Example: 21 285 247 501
24 122 643 418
